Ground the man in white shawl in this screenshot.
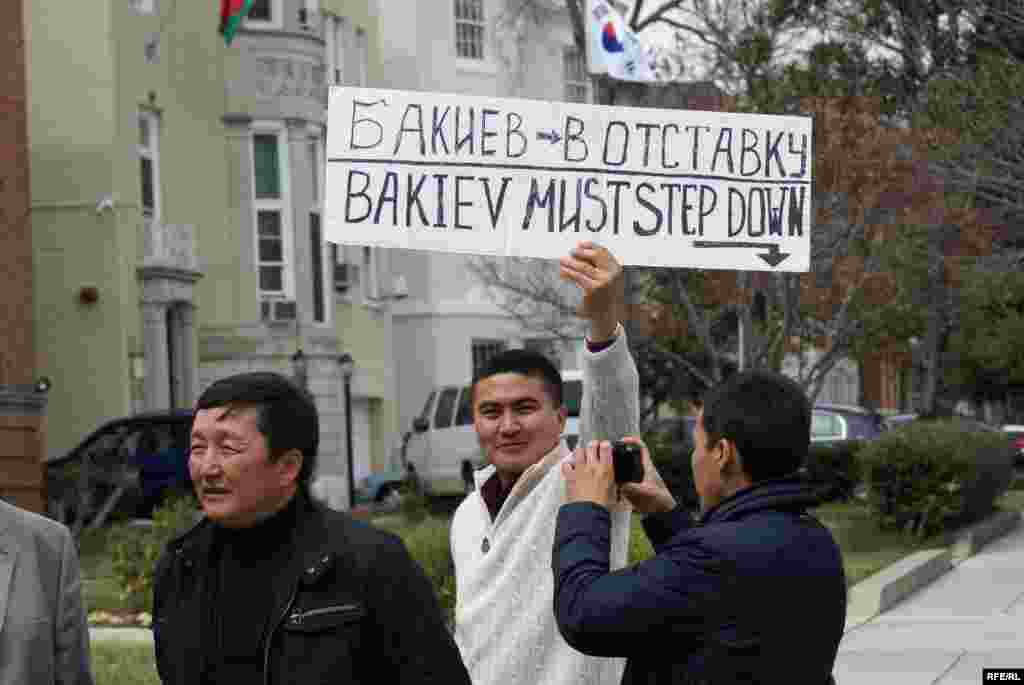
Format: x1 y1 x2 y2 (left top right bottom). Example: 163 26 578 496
451 240 640 685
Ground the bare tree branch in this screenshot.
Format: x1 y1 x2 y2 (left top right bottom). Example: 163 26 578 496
639 337 717 389
667 271 724 380
633 0 685 31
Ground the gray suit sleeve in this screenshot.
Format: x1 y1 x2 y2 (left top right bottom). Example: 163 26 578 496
578 326 640 446
55 525 94 685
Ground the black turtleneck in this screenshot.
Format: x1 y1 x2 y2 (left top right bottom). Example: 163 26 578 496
202 493 302 684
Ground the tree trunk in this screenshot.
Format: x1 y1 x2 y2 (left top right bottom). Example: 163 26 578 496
920 308 941 415
857 357 868 407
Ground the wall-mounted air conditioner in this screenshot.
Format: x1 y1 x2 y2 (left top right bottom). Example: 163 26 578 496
261 299 298 323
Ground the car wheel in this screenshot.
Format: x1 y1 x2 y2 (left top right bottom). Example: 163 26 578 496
375 484 403 511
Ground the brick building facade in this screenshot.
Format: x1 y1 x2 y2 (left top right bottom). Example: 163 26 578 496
0 0 47 512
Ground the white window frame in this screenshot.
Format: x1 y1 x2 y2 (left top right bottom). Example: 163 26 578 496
251 121 294 302
308 125 331 325
454 0 487 62
563 46 590 103
130 0 156 15
355 27 368 87
324 14 347 86
138 110 161 226
300 0 319 29
244 0 284 31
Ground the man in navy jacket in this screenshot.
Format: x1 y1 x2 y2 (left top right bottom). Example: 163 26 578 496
553 370 846 684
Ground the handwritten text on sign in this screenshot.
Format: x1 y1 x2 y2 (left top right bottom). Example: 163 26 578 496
324 88 812 271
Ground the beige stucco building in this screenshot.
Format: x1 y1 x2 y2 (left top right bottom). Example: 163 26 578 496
25 0 396 509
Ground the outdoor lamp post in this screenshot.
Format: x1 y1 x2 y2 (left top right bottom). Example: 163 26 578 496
290 349 308 390
338 353 356 510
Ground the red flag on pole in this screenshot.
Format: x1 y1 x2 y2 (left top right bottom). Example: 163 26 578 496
219 0 255 46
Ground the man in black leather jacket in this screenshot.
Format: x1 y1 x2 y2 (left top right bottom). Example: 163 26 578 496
152 372 470 685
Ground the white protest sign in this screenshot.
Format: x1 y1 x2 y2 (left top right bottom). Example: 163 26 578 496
325 87 812 271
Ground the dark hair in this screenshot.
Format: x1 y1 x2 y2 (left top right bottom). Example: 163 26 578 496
195 372 319 487
701 370 810 482
471 349 563 408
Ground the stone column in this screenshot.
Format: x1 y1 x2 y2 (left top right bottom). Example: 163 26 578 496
222 114 256 320
168 305 184 407
286 117 313 331
179 303 199 407
143 301 171 410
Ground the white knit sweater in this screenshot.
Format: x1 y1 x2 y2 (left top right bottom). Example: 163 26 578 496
451 328 639 685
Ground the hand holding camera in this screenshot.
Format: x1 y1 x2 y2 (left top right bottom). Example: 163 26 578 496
615 437 678 516
563 438 677 515
611 441 644 484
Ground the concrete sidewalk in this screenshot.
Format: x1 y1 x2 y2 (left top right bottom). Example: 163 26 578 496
835 518 1024 684
90 626 153 643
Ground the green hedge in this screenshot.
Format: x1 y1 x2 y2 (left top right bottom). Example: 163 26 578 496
803 441 864 503
859 419 1015 538
109 492 200 612
394 516 456 629
643 424 700 512
396 511 657 632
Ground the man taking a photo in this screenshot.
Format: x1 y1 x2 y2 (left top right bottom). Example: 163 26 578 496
553 370 846 684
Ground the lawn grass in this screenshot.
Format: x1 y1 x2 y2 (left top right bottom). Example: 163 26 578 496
997 487 1024 511
812 501 942 587
90 641 159 685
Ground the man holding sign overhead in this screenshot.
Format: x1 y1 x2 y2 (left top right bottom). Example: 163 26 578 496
322 83 820 685
450 240 639 685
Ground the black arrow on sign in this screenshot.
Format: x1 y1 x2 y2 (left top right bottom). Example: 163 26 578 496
536 129 562 144
692 241 791 267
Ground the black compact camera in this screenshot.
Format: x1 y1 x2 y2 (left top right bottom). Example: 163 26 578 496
612 442 644 484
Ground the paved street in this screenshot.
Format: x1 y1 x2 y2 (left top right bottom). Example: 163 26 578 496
835 522 1024 684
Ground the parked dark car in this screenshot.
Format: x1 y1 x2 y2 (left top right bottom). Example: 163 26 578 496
885 412 1003 435
884 413 919 430
46 410 194 532
354 469 408 508
811 403 887 445
1002 425 1024 466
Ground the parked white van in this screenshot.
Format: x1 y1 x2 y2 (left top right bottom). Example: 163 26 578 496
404 370 583 495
